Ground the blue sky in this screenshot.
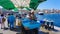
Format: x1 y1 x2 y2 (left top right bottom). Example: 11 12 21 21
37 0 60 9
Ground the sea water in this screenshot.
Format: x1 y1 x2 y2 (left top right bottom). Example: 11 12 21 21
36 13 60 27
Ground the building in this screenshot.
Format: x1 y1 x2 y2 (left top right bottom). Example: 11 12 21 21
42 9 51 13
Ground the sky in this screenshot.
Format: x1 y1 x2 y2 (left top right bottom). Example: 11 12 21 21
37 0 60 10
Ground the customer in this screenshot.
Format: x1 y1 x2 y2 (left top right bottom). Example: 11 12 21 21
7 13 10 27
1 14 5 29
16 16 20 28
8 13 15 30
15 16 22 31
4 15 8 29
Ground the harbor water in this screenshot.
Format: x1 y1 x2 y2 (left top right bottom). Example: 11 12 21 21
36 13 60 27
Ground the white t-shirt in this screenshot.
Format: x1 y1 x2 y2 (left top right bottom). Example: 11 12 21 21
16 18 19 26
4 17 8 28
26 14 30 18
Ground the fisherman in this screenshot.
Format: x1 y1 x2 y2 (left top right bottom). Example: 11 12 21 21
29 10 37 23
29 10 37 21
24 10 38 34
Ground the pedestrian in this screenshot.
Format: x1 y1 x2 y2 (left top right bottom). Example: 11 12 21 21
15 16 22 31
4 15 8 29
7 13 10 27
16 16 19 28
1 14 5 29
8 13 15 30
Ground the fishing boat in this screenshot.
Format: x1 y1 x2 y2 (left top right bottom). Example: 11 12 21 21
38 12 44 15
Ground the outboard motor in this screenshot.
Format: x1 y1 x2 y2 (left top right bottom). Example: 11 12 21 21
50 21 54 30
40 20 46 27
45 21 49 30
46 20 54 30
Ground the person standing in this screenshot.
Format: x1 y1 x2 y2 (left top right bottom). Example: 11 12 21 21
8 13 15 30
1 14 5 29
15 16 22 31
4 15 8 29
15 16 19 28
29 10 37 24
24 10 38 34
0 14 2 29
